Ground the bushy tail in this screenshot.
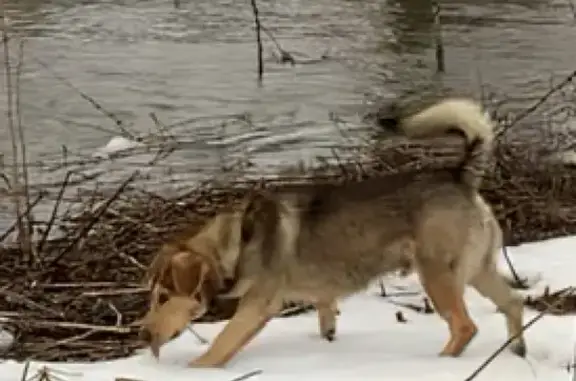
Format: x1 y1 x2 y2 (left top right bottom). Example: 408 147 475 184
395 98 495 190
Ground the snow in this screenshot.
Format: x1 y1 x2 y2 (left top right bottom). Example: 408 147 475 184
92 136 145 159
2 236 576 381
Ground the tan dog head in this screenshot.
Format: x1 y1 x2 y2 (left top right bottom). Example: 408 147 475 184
140 245 223 358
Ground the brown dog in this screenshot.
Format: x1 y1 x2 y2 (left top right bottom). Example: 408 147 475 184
177 98 526 368
140 213 340 359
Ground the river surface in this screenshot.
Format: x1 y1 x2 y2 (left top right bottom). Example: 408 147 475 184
0 0 575 230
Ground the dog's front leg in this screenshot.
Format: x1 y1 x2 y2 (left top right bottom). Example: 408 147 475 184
188 287 280 368
315 299 339 342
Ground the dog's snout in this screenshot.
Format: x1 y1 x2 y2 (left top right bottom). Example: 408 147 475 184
139 328 152 343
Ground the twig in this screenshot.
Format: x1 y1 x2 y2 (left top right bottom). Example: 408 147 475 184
20 361 31 381
37 171 73 253
384 299 427 313
249 0 264 85
31 56 134 139
501 246 529 289
395 311 407 323
464 286 575 381
29 330 96 355
80 288 147 297
278 303 315 317
495 69 576 139
229 370 263 381
107 302 122 326
186 325 208 344
260 26 296 66
37 282 143 289
24 366 80 381
46 171 139 268
15 39 35 261
117 251 147 271
0 2 26 260
0 317 135 334
432 2 445 73
0 192 45 243
565 0 576 21
379 280 386 296
0 288 63 318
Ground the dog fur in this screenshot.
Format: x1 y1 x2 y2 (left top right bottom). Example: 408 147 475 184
139 212 340 358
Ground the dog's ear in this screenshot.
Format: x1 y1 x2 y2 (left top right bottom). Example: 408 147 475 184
144 244 178 287
168 252 210 296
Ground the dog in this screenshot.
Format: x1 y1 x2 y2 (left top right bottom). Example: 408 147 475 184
139 213 340 359
146 97 527 368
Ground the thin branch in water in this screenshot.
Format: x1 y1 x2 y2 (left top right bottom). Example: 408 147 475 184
0 2 26 260
31 56 135 139
495 69 576 140
249 0 264 85
15 39 35 261
261 26 296 66
565 0 576 21
432 2 445 73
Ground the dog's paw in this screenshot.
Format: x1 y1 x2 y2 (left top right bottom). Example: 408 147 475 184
510 339 527 358
322 328 336 342
188 356 224 369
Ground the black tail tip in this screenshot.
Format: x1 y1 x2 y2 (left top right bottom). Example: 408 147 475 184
364 102 403 132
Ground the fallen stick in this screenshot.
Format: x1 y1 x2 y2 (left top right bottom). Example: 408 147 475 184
80 288 148 297
29 330 96 355
229 370 263 381
0 317 136 334
37 282 143 289
464 286 575 381
0 289 63 318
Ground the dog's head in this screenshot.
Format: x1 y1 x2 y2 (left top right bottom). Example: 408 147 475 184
139 243 224 358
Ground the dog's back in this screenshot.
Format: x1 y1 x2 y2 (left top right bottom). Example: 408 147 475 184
265 170 481 297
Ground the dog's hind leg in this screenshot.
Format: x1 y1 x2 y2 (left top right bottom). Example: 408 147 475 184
188 286 281 368
416 261 478 357
315 299 339 342
470 263 526 357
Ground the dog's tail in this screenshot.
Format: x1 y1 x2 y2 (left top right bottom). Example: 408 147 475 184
394 98 495 189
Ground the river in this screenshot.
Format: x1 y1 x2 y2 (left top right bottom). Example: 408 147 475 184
0 0 575 230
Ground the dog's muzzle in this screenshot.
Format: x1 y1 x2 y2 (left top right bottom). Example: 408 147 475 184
140 326 183 359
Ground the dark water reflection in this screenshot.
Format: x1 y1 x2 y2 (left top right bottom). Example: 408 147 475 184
0 0 575 227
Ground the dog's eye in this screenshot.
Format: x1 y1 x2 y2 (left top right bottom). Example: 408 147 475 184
158 292 169 305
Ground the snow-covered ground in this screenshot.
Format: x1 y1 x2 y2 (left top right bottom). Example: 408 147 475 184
1 236 575 381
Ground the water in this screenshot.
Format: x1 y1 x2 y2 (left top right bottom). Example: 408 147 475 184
0 0 575 229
